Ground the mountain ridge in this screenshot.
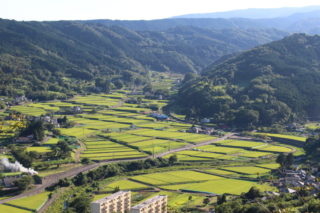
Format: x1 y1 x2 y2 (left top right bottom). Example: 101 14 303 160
172 5 320 19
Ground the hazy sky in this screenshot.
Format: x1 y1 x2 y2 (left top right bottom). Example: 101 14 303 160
1 0 320 21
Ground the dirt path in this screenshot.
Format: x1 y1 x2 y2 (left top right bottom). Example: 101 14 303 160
75 140 86 162
0 133 233 204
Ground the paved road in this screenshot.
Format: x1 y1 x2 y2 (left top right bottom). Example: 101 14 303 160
156 133 234 158
0 133 233 204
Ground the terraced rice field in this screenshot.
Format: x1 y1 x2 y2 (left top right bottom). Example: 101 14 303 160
28 103 60 112
71 95 119 107
237 151 272 158
217 140 266 148
82 138 147 161
222 166 271 175
198 145 244 154
256 163 280 169
43 138 59 145
203 168 240 176
105 179 150 191
26 146 52 153
0 204 31 213
126 129 216 143
131 170 221 186
256 133 306 142
10 105 47 116
4 191 49 212
58 127 96 138
256 145 293 153
162 178 274 195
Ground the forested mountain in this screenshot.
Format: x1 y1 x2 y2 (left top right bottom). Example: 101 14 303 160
175 34 320 128
0 19 287 100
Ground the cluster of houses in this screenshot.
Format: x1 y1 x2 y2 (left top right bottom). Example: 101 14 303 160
187 125 215 135
274 169 320 194
149 113 169 121
286 123 306 133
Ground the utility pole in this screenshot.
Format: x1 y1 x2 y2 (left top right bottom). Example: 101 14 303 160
152 140 155 158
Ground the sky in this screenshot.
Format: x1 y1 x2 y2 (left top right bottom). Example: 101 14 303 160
1 0 320 21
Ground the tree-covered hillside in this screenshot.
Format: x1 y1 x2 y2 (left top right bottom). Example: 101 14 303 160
0 19 287 100
175 34 320 128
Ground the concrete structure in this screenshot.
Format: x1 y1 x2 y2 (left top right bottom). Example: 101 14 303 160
131 195 167 213
91 191 131 213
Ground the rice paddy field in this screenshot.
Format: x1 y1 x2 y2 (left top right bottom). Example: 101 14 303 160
161 178 274 195
3 83 305 212
10 105 47 116
255 133 306 142
81 137 147 161
0 192 50 213
103 169 275 196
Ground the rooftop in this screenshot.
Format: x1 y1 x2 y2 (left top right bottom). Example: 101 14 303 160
92 191 130 204
131 195 167 209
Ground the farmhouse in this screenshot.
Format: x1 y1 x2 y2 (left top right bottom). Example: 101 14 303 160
150 113 168 121
1 174 21 187
15 134 34 143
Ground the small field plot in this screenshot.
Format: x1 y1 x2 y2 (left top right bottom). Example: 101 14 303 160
203 169 240 176
137 122 171 129
128 129 216 143
71 95 119 107
255 145 292 153
0 204 31 213
114 107 151 113
131 170 222 186
216 140 266 148
256 133 306 142
10 105 47 116
43 138 59 145
162 178 274 195
174 150 235 160
6 191 49 211
237 151 273 158
58 127 96 138
26 146 51 153
222 166 271 176
105 179 150 191
198 145 244 154
165 154 218 162
82 138 147 161
256 163 280 169
69 117 130 130
135 140 186 154
28 103 60 112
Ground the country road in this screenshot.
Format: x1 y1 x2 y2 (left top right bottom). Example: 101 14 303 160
0 133 233 204
156 133 234 158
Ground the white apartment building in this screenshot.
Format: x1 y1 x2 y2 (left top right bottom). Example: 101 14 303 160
130 195 167 213
91 191 131 213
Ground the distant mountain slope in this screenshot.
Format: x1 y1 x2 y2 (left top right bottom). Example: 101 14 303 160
88 11 320 34
175 34 320 127
0 19 287 99
173 5 320 19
